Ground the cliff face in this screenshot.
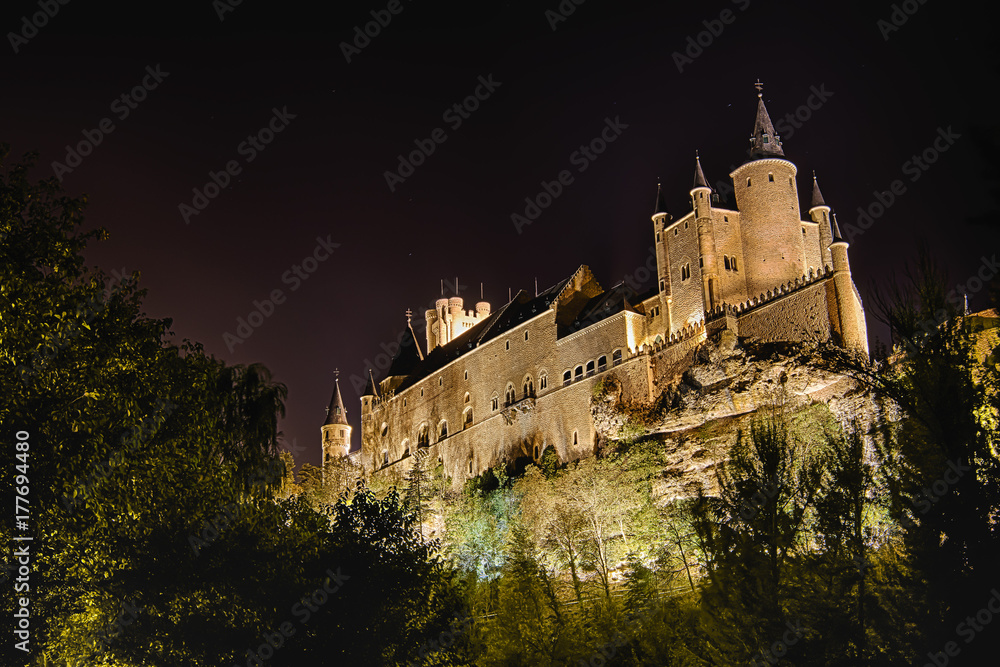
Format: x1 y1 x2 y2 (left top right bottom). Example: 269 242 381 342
592 332 885 502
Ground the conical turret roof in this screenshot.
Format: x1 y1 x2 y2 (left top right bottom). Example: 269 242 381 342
652 181 671 218
748 82 784 160
831 213 845 244
324 374 348 426
693 152 710 189
811 171 827 209
361 368 379 398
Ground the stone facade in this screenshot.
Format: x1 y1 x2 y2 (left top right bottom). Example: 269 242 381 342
329 87 870 485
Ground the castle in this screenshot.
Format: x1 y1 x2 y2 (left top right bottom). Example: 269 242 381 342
322 85 868 482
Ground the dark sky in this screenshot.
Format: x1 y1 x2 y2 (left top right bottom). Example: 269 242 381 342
3 0 998 466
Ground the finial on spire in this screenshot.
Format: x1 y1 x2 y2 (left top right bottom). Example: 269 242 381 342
693 151 710 190
405 308 413 324
334 367 339 380
754 79 764 97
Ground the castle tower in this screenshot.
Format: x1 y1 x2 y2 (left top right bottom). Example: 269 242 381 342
829 214 869 353
809 172 833 269
731 82 804 299
651 181 674 333
321 370 352 463
692 152 720 310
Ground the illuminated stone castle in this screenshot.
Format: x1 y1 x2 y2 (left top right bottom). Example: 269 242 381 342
325 86 868 482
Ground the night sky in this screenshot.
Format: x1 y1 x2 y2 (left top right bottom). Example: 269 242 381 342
3 0 997 466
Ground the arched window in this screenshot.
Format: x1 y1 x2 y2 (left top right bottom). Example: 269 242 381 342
612 349 623 366
491 393 499 411
724 256 731 271
505 384 515 406
539 372 548 390
563 370 571 386
383 451 389 466
380 423 388 438
464 392 471 404
654 335 663 345
464 408 473 428
731 256 738 271
439 421 448 439
417 424 429 448
768 172 774 182
523 376 534 398
573 431 578 446
574 365 583 381
586 360 595 377
401 439 410 457
598 355 607 372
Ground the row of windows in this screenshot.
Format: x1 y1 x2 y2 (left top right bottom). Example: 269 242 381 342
561 350 622 385
747 173 794 187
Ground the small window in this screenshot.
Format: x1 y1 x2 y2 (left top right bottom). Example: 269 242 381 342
747 177 751 187
420 389 424 397
440 422 448 439
464 409 473 427
731 256 737 271
586 360 595 377
763 133 769 144
505 340 510 350
438 377 443 386
574 365 583 381
598 355 607 372
768 173 774 182
699 257 703 268
539 373 548 390
674 229 678 236
505 385 515 406
340 429 345 437
681 264 691 281
380 423 389 437
491 394 499 410
656 232 660 242
724 215 728 222
464 370 468 380
383 451 389 466
464 392 470 403
524 331 529 341
403 399 406 407
612 349 622 366
699 192 703 199
469 460 474 474
802 228 806 234
789 177 793 186
573 431 578 446
659 279 665 292
563 370 571 386
724 256 731 271
684 221 688 229
523 378 534 398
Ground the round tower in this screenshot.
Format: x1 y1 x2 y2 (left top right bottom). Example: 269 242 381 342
651 181 674 333
692 152 720 310
731 84 805 299
321 371 352 463
448 297 464 339
829 214 869 354
809 172 833 270
425 307 439 353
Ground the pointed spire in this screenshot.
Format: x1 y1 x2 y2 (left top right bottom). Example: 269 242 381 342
693 151 710 189
324 370 348 425
361 368 379 398
810 171 827 209
830 212 845 244
748 81 784 160
652 180 671 219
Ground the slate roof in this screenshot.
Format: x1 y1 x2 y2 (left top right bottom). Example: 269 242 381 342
324 378 348 426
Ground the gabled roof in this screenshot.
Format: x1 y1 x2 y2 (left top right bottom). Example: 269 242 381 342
748 85 785 160
373 267 631 393
324 377 348 426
